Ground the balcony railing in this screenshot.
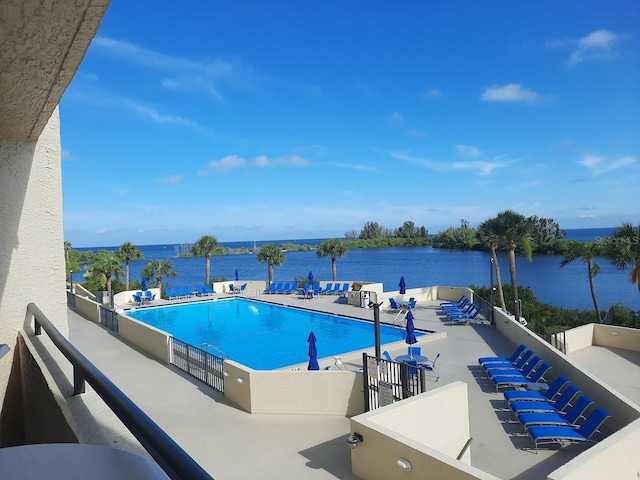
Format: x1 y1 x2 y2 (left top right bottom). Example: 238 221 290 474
27 303 213 480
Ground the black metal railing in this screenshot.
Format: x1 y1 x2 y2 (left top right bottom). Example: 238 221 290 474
27 303 213 480
362 353 426 411
99 305 118 333
171 339 225 394
472 292 493 324
66 290 76 309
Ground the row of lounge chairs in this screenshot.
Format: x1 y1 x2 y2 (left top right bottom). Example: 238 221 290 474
165 285 216 300
263 282 350 296
480 344 611 453
439 295 482 324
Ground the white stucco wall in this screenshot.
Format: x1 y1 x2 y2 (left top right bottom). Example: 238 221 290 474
0 108 67 403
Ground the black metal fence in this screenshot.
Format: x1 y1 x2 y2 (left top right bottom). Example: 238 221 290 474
66 290 76 309
472 292 493 324
28 302 213 480
362 352 426 411
171 338 225 394
99 306 118 333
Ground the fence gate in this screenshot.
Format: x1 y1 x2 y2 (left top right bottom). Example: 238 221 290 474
362 352 426 411
99 306 118 333
171 338 225 394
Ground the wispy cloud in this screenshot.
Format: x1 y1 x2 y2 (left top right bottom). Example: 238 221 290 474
578 154 636 174
455 144 481 157
547 29 630 67
198 154 311 175
407 128 427 138
480 83 542 103
93 36 255 99
421 89 443 99
326 161 377 171
61 149 73 161
124 99 198 127
391 111 404 122
391 150 516 176
157 175 184 185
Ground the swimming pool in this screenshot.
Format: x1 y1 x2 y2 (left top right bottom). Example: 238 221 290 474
126 298 424 369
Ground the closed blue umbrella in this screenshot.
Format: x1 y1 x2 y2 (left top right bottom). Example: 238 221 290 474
235 269 239 281
141 278 147 291
308 270 314 285
399 276 406 295
405 310 417 358
307 331 319 370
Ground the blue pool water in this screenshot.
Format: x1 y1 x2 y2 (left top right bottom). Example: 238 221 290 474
126 298 422 370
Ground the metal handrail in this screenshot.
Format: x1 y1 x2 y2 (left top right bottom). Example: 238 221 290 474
456 437 473 460
27 303 213 480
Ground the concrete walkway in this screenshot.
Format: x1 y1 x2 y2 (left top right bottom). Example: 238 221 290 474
68 309 357 480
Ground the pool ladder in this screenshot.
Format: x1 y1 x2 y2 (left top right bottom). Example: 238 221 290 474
201 342 227 359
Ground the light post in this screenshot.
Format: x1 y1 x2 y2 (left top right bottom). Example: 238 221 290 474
369 301 383 359
489 259 494 325
70 270 73 293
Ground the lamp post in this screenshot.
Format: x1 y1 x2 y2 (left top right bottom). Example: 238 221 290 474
70 270 73 293
489 259 494 325
370 301 383 359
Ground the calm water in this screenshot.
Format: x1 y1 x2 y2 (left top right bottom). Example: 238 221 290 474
126 298 420 369
76 228 640 312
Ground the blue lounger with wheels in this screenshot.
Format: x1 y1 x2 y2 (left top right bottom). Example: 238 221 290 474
527 407 611 453
491 362 551 393
517 394 594 431
504 375 570 406
479 344 529 367
482 349 535 373
510 384 580 416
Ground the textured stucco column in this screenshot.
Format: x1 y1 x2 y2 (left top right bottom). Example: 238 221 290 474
0 107 67 405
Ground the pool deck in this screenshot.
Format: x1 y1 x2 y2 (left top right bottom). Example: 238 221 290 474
69 291 640 480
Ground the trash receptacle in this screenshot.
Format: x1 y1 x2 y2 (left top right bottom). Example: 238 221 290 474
361 291 370 308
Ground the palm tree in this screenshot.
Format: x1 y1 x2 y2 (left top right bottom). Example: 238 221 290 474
316 239 349 281
257 244 286 284
64 241 72 282
192 235 218 285
605 223 640 292
495 210 533 323
141 259 177 298
476 217 507 312
89 250 123 302
116 241 143 291
560 241 603 321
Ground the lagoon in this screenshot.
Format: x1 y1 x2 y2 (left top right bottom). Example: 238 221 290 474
76 228 640 312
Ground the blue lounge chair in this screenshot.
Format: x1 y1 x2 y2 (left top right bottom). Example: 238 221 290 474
388 298 404 313
263 283 277 294
329 283 342 294
441 297 470 312
527 407 611 453
383 351 393 362
482 349 536 373
449 307 482 324
203 285 216 295
144 290 155 303
517 394 594 431
196 286 206 296
272 282 284 294
165 288 179 300
504 375 570 406
321 283 333 295
446 302 477 318
336 283 349 295
510 385 580 416
479 344 529 367
421 353 440 381
485 354 541 379
132 293 143 305
440 295 467 308
491 362 551 393
238 283 247 295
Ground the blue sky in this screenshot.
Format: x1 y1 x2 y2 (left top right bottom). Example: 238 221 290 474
61 1 640 247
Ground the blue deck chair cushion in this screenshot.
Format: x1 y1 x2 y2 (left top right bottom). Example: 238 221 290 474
510 384 580 415
517 395 593 430
504 375 570 405
479 344 528 366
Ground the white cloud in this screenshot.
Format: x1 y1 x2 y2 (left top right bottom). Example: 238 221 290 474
124 99 198 127
198 154 311 175
421 89 442 98
157 175 184 185
547 29 630 67
61 149 73 161
391 151 515 176
480 84 541 103
455 144 482 157
391 111 404 122
578 154 636 174
93 36 254 99
199 155 246 174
